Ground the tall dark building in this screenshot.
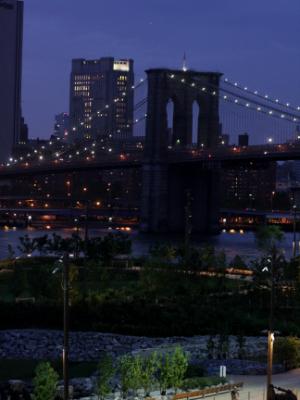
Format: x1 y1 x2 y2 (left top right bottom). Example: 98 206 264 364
69 57 134 142
0 0 23 162
238 133 249 147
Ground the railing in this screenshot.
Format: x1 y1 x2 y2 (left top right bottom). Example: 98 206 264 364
172 383 244 400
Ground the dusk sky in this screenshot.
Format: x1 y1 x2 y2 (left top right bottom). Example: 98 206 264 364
22 0 300 139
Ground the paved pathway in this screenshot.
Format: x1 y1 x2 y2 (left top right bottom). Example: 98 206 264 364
221 369 300 400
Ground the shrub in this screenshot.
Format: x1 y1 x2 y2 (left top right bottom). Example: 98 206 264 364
32 362 59 400
274 337 300 369
180 377 227 391
185 364 206 378
95 354 115 400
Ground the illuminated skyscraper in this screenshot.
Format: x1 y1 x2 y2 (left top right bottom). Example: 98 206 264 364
69 57 134 142
0 0 23 162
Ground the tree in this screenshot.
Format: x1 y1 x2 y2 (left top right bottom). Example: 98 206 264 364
236 335 246 359
47 233 64 255
157 347 188 395
34 235 49 256
119 354 142 398
255 225 284 254
199 245 216 270
149 243 177 264
140 352 159 397
255 225 285 330
96 354 115 400
18 234 36 256
206 336 215 359
168 347 189 393
7 244 15 260
229 255 247 269
157 353 172 396
217 334 230 360
130 355 143 396
100 233 132 266
32 362 59 400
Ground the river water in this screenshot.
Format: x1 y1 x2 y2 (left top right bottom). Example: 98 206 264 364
0 226 298 262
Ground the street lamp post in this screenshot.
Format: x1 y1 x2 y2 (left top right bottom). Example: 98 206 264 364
266 252 275 400
53 254 70 400
267 331 275 400
270 191 275 212
62 253 70 400
249 193 253 209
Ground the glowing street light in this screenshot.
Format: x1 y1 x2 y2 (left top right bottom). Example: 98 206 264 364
53 254 71 400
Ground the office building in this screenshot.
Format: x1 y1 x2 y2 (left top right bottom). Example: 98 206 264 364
0 0 23 162
54 112 69 139
221 162 277 209
69 57 134 142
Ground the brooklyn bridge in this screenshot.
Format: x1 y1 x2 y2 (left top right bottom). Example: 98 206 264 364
0 67 299 234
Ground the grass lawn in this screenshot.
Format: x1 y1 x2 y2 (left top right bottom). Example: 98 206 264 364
0 359 97 380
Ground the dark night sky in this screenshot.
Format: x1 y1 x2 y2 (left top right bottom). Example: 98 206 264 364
22 0 300 139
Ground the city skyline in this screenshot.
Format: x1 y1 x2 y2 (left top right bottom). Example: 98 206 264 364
1 2 300 395
22 0 300 138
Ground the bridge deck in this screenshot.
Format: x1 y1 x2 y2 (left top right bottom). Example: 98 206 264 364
1 144 300 178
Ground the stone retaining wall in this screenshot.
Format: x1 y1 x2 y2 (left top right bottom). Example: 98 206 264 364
0 330 267 362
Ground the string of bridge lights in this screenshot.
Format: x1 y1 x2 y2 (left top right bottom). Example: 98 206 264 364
6 78 148 167
222 77 300 113
193 75 300 120
7 113 147 167
51 114 147 163
168 74 299 124
6 114 147 167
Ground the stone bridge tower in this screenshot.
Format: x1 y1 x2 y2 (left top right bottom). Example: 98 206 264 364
141 68 222 234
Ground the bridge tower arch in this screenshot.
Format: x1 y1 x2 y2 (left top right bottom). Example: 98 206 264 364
141 68 222 234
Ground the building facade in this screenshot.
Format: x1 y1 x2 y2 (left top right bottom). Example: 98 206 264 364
221 162 277 210
0 0 23 162
69 57 134 142
53 112 69 139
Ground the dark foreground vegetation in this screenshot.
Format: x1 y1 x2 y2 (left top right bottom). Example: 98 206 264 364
0 227 300 336
0 347 229 398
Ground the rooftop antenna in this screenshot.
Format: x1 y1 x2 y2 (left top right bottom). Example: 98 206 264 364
182 52 188 72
